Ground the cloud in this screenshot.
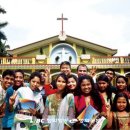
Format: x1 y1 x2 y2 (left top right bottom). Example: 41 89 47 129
0 0 130 55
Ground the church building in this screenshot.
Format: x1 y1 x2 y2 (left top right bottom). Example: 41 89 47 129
4 14 130 81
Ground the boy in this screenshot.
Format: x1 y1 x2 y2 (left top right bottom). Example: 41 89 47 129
0 70 15 130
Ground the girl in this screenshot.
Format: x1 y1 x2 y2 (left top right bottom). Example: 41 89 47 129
67 74 78 95
74 75 106 129
107 92 130 130
42 73 75 130
9 71 44 130
116 75 130 98
96 74 114 106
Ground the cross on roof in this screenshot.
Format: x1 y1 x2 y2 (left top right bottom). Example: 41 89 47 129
57 13 68 36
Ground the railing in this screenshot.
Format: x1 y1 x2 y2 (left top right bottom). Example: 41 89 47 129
0 56 130 69
91 56 130 64
0 57 36 64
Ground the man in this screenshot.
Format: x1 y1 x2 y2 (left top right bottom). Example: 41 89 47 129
105 68 117 93
0 70 15 130
105 68 115 83
60 61 71 76
2 69 24 130
35 70 49 107
77 64 97 83
39 69 46 94
39 69 46 86
77 64 88 77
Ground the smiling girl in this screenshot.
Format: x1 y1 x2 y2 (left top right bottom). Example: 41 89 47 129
74 75 106 129
67 74 78 95
42 73 75 130
107 92 130 130
116 76 130 99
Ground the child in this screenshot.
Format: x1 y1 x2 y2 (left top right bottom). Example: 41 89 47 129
107 92 130 130
74 75 106 129
116 75 130 98
42 73 75 130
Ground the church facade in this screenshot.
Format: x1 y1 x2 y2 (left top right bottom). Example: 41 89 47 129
8 34 117 64
6 34 124 77
0 34 129 83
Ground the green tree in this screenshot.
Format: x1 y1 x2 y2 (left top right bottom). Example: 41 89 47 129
0 6 10 56
0 41 10 56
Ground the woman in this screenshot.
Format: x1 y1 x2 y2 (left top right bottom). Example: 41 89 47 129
67 74 78 95
74 75 106 129
96 74 115 106
42 73 75 130
9 71 44 130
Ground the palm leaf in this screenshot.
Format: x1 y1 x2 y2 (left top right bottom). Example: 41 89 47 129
0 31 7 40
0 22 8 29
0 7 6 14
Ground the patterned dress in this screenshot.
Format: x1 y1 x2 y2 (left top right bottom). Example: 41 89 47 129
42 93 75 130
113 112 130 130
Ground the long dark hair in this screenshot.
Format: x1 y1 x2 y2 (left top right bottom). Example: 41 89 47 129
77 75 103 111
55 73 68 98
97 74 112 104
112 92 130 112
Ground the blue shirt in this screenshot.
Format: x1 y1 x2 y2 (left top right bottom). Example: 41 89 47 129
2 86 15 128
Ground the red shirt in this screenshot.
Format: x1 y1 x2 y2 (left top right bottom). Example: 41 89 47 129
44 84 57 96
74 94 106 116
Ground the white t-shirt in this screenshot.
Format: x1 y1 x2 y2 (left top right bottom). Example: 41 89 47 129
12 86 44 130
14 86 44 113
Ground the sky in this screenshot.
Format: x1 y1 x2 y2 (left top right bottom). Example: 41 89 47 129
0 0 130 56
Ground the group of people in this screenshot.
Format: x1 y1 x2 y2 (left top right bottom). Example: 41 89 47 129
0 61 130 130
